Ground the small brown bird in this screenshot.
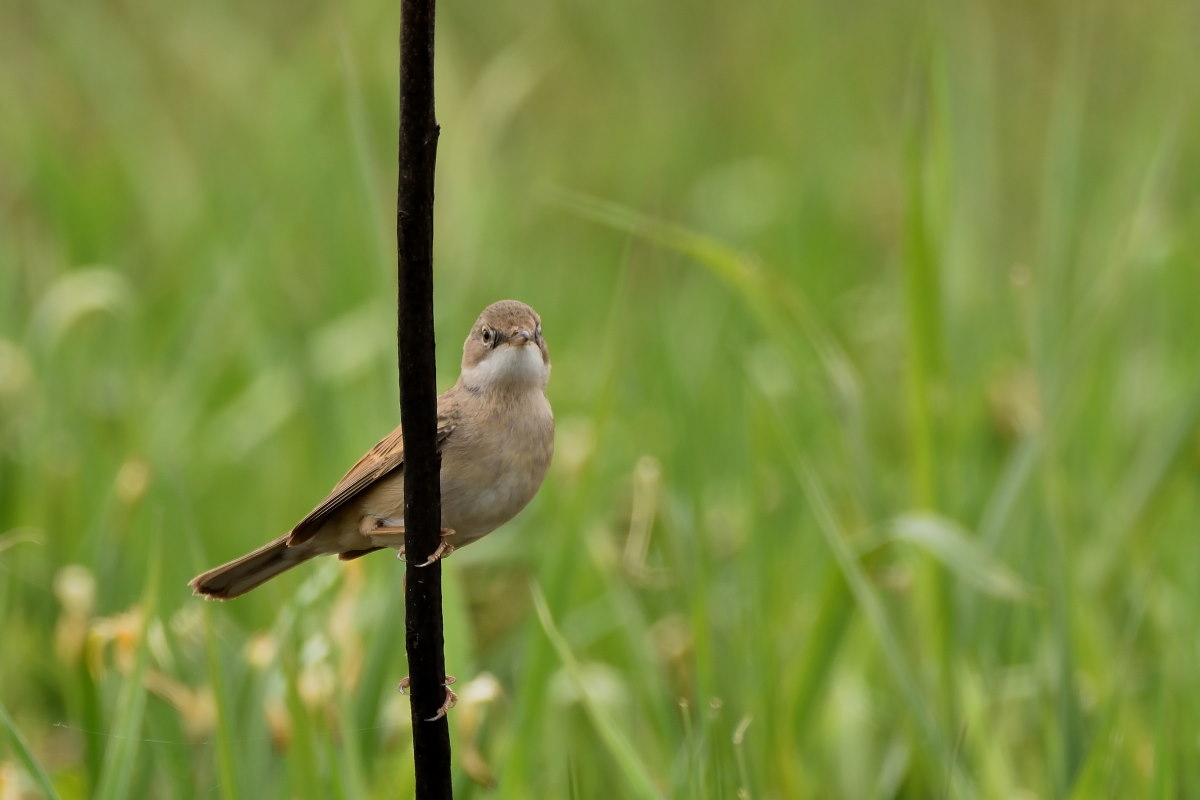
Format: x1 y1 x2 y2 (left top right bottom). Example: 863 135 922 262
190 300 554 600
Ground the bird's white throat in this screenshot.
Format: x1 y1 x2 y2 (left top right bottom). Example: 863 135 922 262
462 343 549 391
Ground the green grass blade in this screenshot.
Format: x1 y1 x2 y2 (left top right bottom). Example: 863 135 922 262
793 458 974 799
531 582 664 800
544 186 860 405
0 702 63 800
202 607 242 800
887 512 1031 602
1089 374 1200 583
93 554 159 800
788 566 854 735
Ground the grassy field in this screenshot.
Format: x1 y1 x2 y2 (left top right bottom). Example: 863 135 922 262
3 0 1200 797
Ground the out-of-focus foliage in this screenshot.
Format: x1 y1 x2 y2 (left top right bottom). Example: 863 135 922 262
2 0 1199 796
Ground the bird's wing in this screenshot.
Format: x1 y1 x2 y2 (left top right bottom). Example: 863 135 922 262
287 412 457 545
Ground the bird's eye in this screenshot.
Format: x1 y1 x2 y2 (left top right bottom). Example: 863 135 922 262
481 327 493 345
534 324 542 339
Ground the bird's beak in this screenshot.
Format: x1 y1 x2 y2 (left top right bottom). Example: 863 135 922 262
510 328 533 345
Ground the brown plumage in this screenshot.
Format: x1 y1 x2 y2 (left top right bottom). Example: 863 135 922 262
190 300 554 600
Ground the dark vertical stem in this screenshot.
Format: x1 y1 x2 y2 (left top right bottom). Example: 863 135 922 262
396 0 452 795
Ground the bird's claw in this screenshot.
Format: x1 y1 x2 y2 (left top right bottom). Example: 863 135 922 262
426 685 459 722
416 539 456 567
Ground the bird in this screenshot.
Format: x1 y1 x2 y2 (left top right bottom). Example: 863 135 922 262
189 299 554 601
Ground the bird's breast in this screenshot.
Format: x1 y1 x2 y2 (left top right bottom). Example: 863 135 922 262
438 392 553 544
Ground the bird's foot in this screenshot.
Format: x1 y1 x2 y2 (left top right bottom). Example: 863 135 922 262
389 528 456 566
416 530 456 568
368 525 456 566
397 675 458 721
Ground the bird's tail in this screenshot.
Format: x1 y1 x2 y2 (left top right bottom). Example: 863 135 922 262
189 535 314 600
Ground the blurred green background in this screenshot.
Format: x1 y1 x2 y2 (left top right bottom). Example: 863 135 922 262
3 0 1200 797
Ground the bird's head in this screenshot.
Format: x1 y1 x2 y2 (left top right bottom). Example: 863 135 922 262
460 300 550 392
